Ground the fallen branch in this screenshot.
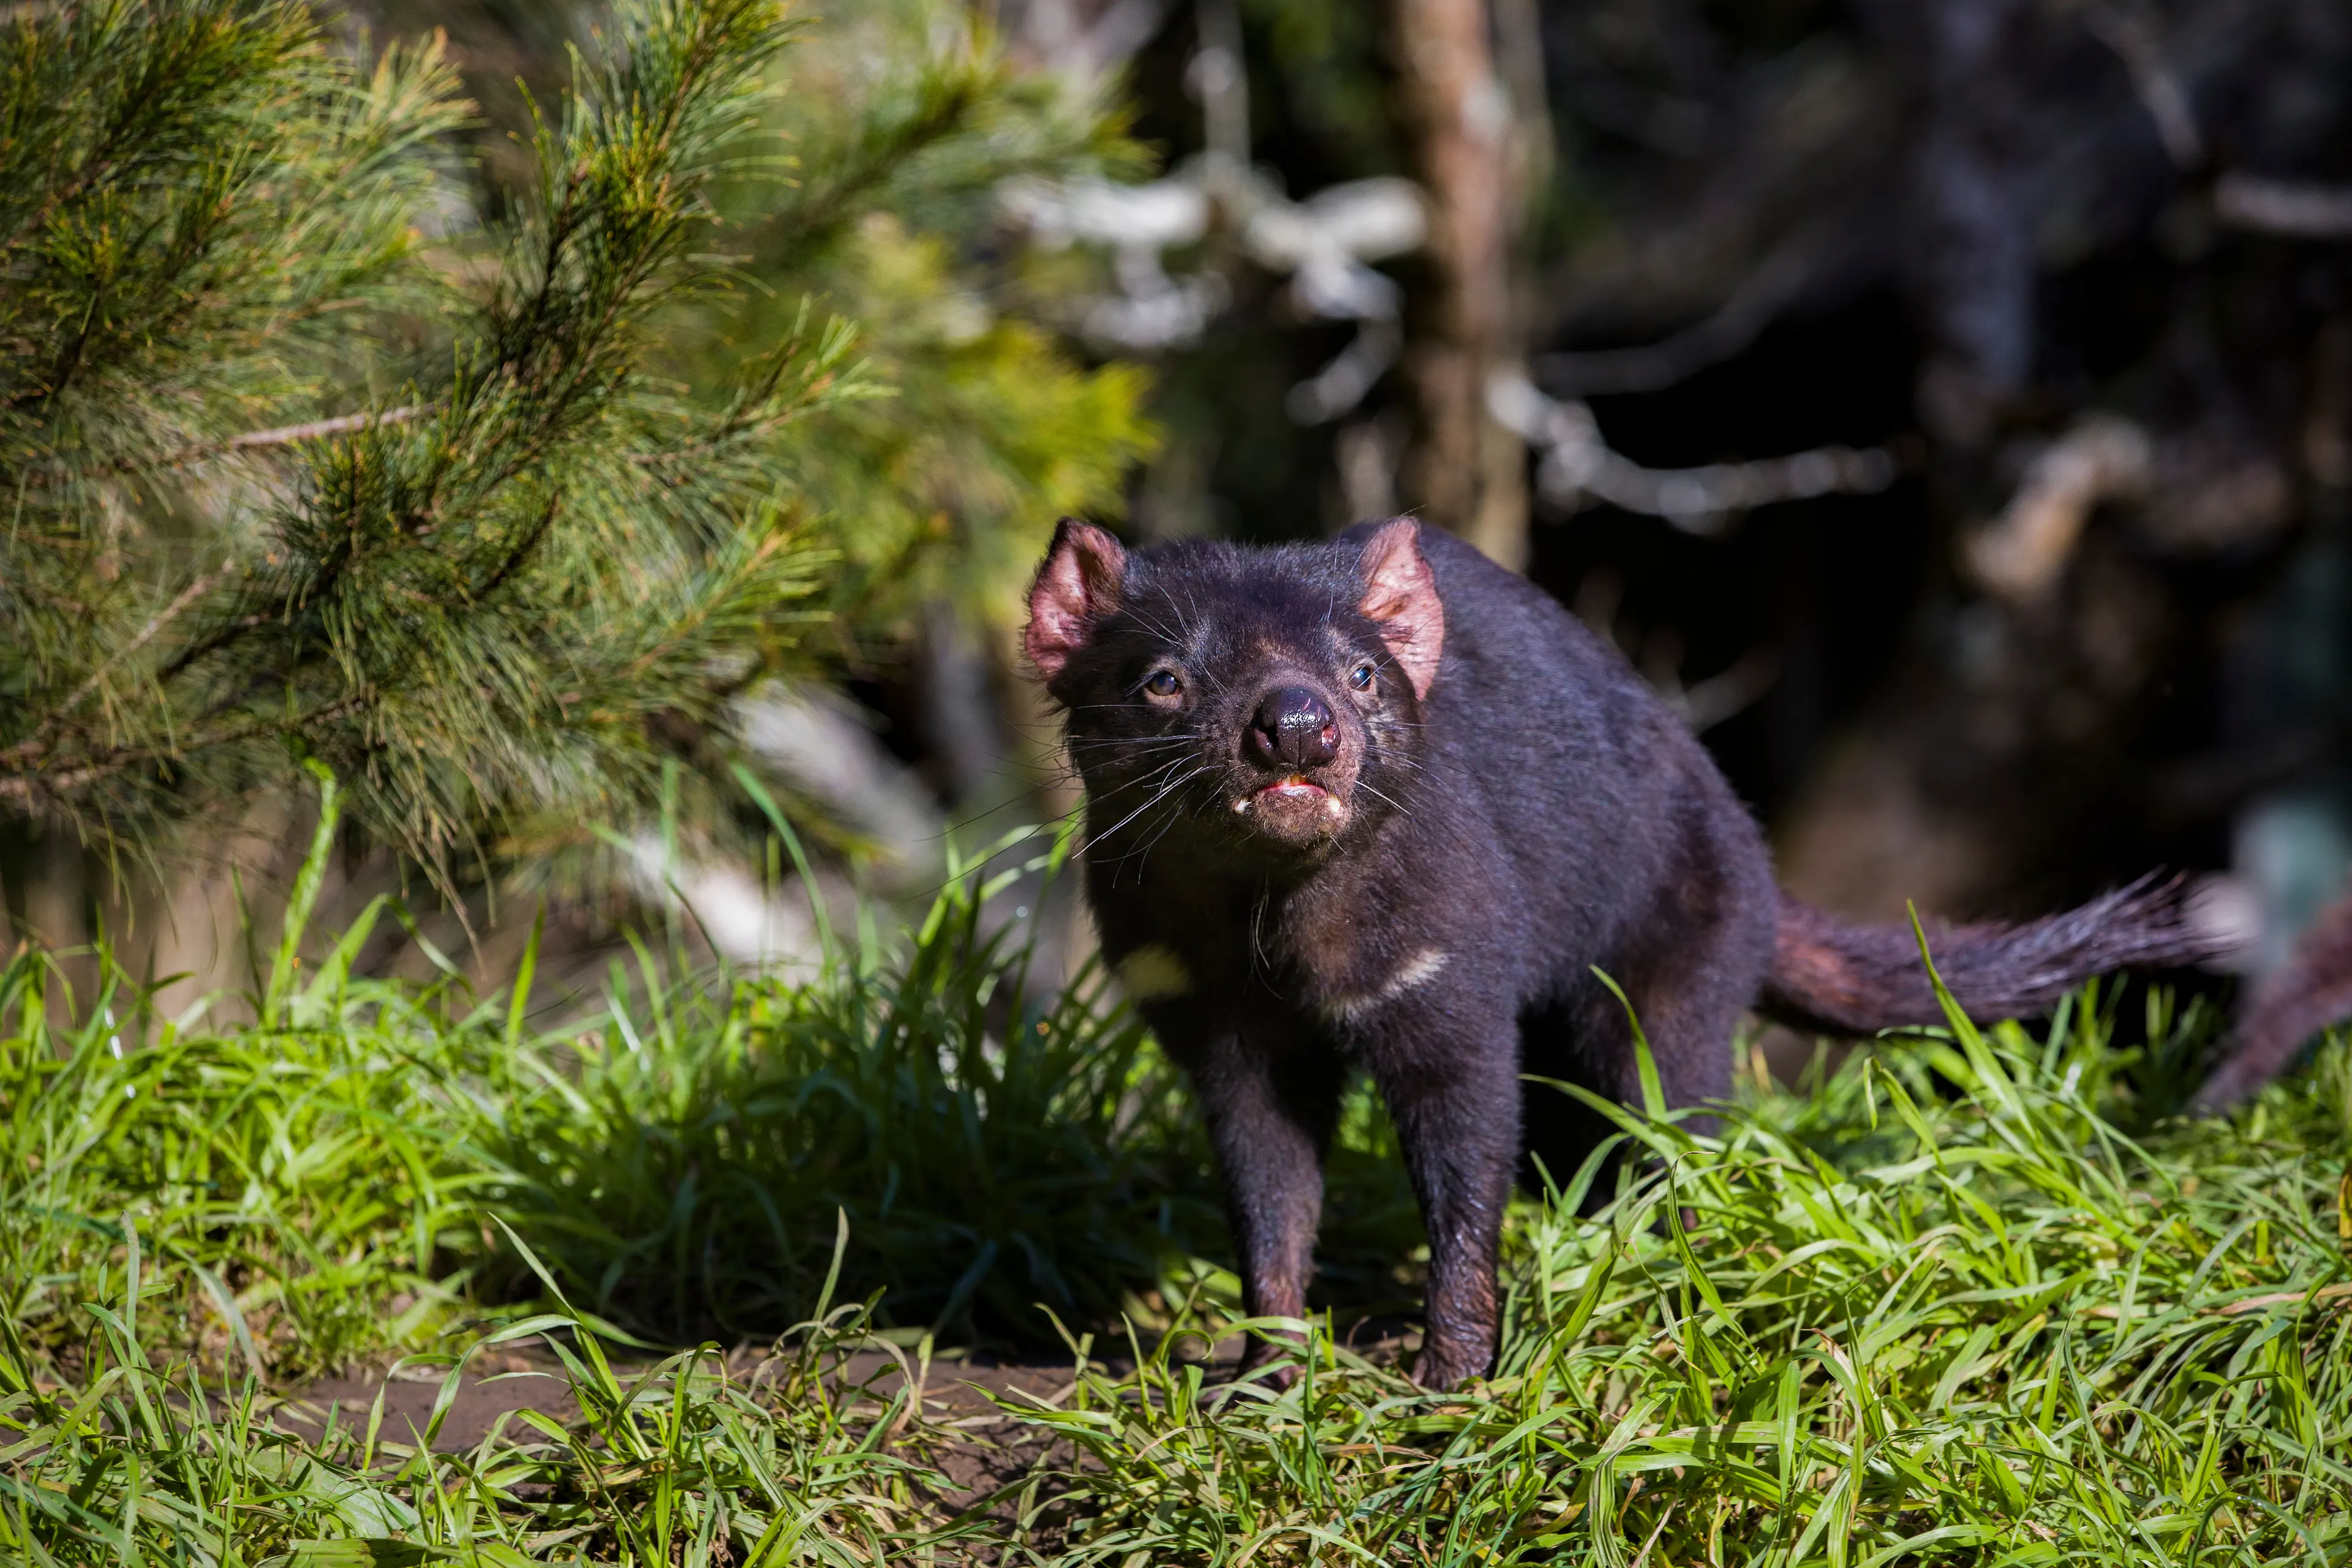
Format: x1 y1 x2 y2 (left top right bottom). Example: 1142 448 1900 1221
1531 244 1816 398
2215 173 2352 239
2087 4 2204 169
1964 415 2152 603
1488 372 1899 535
1673 646 1783 734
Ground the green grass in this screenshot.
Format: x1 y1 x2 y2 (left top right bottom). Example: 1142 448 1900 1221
1022 990 2352 1564
7 788 2352 1562
2 1236 955 1568
0 831 1227 1371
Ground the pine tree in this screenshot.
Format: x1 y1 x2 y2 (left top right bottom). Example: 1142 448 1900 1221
0 0 1152 902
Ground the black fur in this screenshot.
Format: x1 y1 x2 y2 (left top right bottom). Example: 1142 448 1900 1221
1025 517 2224 1389
2193 884 2352 1110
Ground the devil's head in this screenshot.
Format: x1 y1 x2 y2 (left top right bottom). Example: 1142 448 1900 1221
1023 518 1445 862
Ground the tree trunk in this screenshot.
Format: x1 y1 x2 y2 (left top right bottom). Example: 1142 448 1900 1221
1392 0 1527 570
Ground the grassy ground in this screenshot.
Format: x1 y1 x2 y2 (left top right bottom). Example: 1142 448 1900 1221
6 801 2351 1562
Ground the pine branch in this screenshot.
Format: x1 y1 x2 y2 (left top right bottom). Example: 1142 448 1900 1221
36 405 435 481
0 0 1152 891
220 405 429 458
0 566 232 766
0 691 372 808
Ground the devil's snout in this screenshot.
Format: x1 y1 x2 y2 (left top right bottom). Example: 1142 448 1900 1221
1250 686 1339 770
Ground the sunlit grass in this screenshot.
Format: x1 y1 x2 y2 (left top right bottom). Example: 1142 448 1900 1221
0 1224 953 1567
1023 986 2352 1564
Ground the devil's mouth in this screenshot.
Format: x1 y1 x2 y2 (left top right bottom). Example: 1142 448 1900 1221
1233 773 1346 839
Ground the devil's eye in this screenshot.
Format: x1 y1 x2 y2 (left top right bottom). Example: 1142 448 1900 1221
1144 669 1183 698
1349 662 1376 690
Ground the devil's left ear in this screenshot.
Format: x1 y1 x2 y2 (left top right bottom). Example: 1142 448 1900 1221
1025 518 1128 683
1356 518 1444 699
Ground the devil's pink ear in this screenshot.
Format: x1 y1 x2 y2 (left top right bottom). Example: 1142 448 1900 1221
1356 518 1444 699
1025 518 1129 682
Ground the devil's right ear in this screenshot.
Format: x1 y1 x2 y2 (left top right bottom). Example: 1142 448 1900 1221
1025 518 1129 682
1355 518 1444 699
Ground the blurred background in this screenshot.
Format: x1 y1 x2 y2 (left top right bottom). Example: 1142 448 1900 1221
7 0 2351 1014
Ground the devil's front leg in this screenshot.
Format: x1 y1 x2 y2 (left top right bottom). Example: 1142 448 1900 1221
1154 1008 1344 1374
1363 999 1522 1390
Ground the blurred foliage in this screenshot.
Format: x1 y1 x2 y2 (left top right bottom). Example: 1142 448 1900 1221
699 0 1157 646
738 216 1156 645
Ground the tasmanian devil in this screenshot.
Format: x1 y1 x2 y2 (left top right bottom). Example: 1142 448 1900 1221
1024 515 2222 1390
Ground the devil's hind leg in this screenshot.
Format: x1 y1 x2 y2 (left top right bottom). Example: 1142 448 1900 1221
1523 797 1776 1211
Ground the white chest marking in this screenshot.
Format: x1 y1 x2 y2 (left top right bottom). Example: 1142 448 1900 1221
1117 943 1193 1001
1317 948 1450 1024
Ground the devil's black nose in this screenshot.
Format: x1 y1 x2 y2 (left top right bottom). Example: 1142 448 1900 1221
1250 687 1339 769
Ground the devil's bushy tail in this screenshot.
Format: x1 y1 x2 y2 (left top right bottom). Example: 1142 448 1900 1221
2193 887 2352 1112
1759 874 2223 1037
